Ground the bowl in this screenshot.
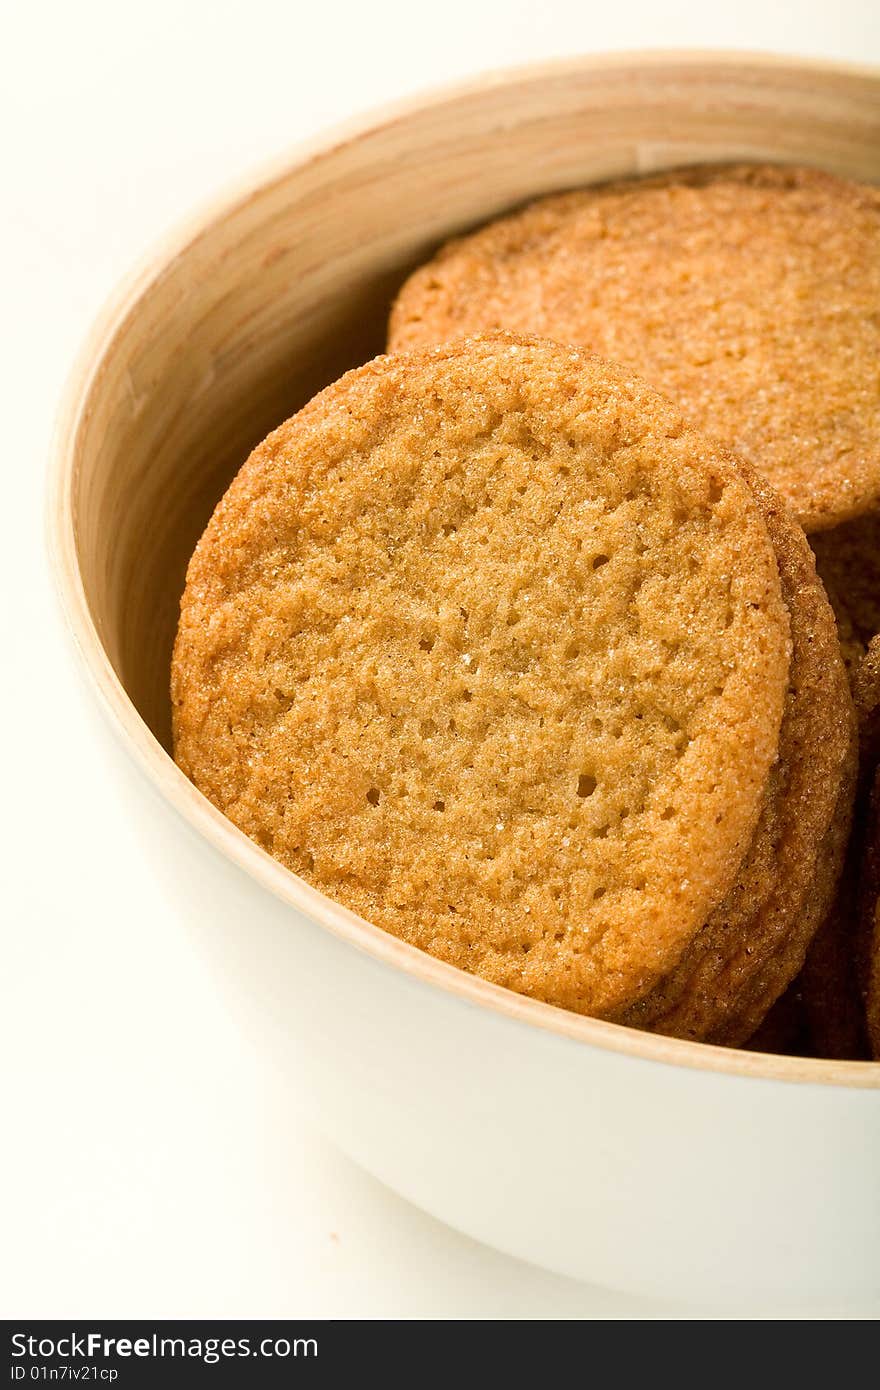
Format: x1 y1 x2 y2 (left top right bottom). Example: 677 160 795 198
48 52 880 1307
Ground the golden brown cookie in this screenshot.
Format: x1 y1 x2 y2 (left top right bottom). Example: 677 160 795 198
390 164 880 533
172 335 791 1023
855 635 880 720
855 634 880 768
621 473 855 1045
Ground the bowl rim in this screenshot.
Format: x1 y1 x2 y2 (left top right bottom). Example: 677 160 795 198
47 48 880 1090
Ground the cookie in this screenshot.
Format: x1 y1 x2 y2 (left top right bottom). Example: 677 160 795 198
855 634 880 767
390 164 880 532
812 512 880 654
621 473 855 1044
172 335 791 1023
817 573 865 686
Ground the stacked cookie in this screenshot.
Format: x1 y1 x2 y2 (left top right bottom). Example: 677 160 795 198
387 163 880 1057
173 163 880 1055
390 165 880 534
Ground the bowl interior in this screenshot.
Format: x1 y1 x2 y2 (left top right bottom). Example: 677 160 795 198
61 55 880 754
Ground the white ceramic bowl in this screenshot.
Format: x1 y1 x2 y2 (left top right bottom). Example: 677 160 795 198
49 53 880 1306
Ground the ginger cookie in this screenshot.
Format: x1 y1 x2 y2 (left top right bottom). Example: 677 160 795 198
172 335 791 1022
389 165 880 532
855 634 880 767
816 574 865 686
621 473 855 1045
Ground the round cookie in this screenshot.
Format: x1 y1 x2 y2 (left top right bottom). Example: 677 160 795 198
389 164 880 532
172 335 791 1023
620 473 856 1045
813 512 880 670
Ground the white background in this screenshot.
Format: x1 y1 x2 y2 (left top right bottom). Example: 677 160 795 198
3 0 879 1320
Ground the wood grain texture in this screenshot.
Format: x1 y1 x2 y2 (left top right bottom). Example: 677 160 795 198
48 53 880 1086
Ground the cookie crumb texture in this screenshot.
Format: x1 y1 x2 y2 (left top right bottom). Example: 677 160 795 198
172 337 791 1021
389 165 880 533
